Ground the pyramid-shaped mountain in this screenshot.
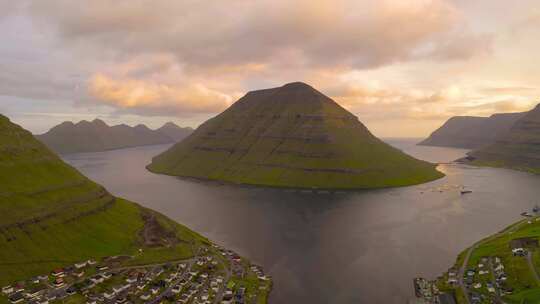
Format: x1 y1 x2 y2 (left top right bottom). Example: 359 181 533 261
148 82 443 189
467 103 540 172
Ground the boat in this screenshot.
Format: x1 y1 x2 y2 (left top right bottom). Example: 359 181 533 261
533 205 539 213
460 190 472 195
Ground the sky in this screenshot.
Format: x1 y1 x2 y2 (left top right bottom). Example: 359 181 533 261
1 0 539 137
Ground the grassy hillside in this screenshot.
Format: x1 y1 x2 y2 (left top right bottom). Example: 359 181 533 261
148 82 443 189
0 114 205 285
467 104 540 173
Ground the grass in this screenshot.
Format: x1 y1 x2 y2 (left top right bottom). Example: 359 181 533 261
0 115 208 286
148 83 443 189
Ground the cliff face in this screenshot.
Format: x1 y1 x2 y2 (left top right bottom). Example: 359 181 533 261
419 112 525 149
36 119 193 154
148 82 443 189
468 104 540 172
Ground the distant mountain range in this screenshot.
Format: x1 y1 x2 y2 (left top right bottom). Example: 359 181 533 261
36 119 193 154
418 112 525 149
148 82 443 189
466 104 540 173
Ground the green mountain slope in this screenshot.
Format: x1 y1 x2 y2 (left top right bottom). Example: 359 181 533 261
467 104 540 173
36 119 193 154
419 112 524 149
0 114 205 285
148 82 443 189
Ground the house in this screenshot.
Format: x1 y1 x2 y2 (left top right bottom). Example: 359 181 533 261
51 269 64 277
9 293 24 304
86 300 97 304
90 276 104 284
112 286 124 294
75 261 87 269
140 293 151 300
101 273 112 279
150 287 160 295
25 285 47 298
53 278 65 289
126 277 137 284
66 287 77 296
103 291 115 299
37 275 48 281
136 283 146 291
171 285 182 294
87 260 97 265
2 286 14 295
512 247 526 256
96 265 109 271
74 271 85 278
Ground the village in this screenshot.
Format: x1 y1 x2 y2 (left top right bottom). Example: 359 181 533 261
413 209 540 304
0 245 272 304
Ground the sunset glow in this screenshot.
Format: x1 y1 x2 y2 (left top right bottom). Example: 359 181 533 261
1 0 539 137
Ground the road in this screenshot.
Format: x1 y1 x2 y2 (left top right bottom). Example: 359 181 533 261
527 251 540 285
458 246 474 304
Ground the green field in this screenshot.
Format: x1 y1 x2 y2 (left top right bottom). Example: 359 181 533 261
0 114 207 285
148 82 443 189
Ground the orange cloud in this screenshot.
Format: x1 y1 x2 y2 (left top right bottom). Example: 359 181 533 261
88 74 233 116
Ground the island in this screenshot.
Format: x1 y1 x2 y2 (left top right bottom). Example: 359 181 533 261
36 119 193 154
148 82 443 190
0 114 271 304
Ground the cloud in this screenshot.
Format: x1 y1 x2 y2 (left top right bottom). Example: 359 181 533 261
28 0 491 71
479 86 538 95
86 74 234 116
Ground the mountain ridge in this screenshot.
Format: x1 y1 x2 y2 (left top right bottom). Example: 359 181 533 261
36 119 193 154
419 112 525 149
466 103 540 173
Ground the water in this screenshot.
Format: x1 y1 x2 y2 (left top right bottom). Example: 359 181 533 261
63 139 540 303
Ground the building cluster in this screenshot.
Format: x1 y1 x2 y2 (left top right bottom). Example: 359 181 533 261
455 256 510 303
1 248 272 304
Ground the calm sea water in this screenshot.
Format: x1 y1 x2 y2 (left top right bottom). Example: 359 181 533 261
64 139 540 303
